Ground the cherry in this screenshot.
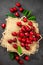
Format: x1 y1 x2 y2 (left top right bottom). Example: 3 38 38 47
10 8 14 13
21 43 25 47
21 25 26 32
18 60 24 64
36 33 40 38
31 26 35 31
29 36 33 41
8 39 13 44
19 33 24 38
22 38 26 43
12 38 17 42
13 7 17 12
18 37 22 42
25 43 28 47
25 32 29 37
1 23 6 29
28 21 33 26
15 12 20 17
13 44 18 49
23 17 27 22
15 56 19 61
33 37 37 41
26 39 31 44
25 25 31 31
30 31 34 35
16 2 21 7
19 7 24 12
25 46 30 50
17 22 22 27
24 56 30 61
12 32 17 36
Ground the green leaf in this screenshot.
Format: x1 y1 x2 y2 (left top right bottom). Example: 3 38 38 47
28 16 36 20
27 10 32 17
9 52 14 60
6 13 16 18
22 10 29 16
18 46 22 55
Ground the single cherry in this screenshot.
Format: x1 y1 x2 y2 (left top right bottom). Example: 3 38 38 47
18 37 22 42
13 44 18 49
25 32 29 37
10 8 14 13
22 38 26 43
12 38 17 42
1 23 6 29
19 33 24 38
16 2 21 7
25 46 30 50
13 7 17 12
21 43 25 47
21 25 26 32
23 17 27 22
12 32 17 36
15 12 20 17
17 22 22 27
24 56 30 61
28 21 33 26
25 25 31 31
15 56 19 61
18 60 24 64
8 39 13 44
30 31 34 35
19 7 24 12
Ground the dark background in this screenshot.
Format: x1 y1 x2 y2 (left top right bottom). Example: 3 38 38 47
0 0 43 65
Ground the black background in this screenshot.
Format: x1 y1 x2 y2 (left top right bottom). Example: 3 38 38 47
0 0 43 65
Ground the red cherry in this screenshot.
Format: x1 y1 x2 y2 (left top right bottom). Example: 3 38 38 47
10 8 14 13
25 46 30 50
19 33 24 38
13 7 17 12
15 12 20 17
21 26 26 32
29 36 33 41
25 43 28 47
18 60 24 64
15 56 19 61
22 38 26 43
17 22 22 27
33 37 37 41
36 33 40 38
19 7 24 12
24 56 30 61
26 38 32 44
16 2 21 7
23 17 27 22
13 44 18 49
12 32 17 36
1 23 6 29
25 32 29 37
19 29 23 33
21 43 25 47
18 37 22 42
12 38 17 42
30 31 34 35
31 26 35 30
8 39 13 44
28 21 33 26
25 25 31 31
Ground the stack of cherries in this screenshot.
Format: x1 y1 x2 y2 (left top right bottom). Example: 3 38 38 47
7 17 40 51
10 2 24 17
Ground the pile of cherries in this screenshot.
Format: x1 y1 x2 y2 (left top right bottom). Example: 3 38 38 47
10 2 24 17
7 17 40 51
